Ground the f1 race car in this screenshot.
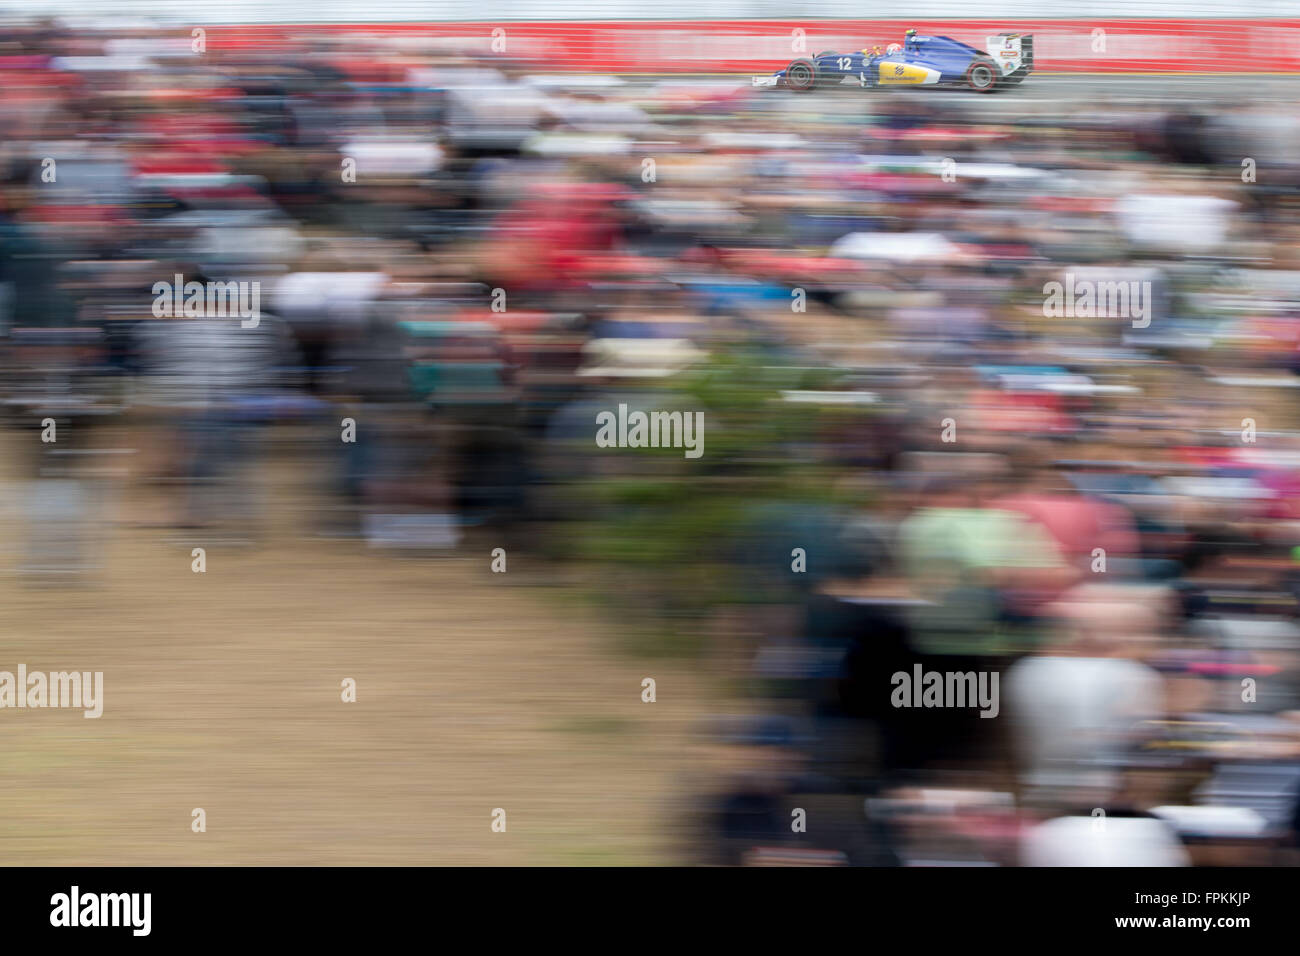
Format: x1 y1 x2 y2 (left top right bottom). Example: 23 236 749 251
753 30 1033 93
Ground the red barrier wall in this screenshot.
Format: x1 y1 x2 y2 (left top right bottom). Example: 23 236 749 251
210 20 1300 74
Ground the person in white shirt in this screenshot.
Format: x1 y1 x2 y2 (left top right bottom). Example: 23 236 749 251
1007 590 1166 798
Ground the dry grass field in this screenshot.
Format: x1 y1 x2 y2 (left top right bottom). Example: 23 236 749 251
0 425 717 865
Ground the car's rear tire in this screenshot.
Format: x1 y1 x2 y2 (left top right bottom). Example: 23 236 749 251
965 59 998 93
785 58 818 92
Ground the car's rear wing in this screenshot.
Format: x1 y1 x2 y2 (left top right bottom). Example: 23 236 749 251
986 33 1033 77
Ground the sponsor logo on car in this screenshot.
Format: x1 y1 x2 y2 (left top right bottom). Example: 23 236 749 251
878 62 939 85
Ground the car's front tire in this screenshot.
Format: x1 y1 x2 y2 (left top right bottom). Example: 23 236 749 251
965 59 999 93
785 58 818 92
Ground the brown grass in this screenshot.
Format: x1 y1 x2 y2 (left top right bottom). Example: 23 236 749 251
0 425 714 865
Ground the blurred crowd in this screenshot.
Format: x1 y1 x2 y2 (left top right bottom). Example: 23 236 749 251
4 17 1300 866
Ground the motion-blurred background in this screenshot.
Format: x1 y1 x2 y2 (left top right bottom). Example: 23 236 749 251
1 2 1300 865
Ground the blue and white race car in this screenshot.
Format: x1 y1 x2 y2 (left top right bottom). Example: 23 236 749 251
753 30 1033 93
